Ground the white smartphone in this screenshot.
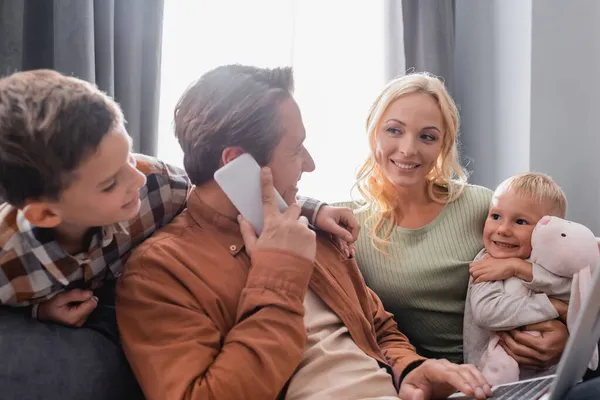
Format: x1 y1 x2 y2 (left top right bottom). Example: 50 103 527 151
213 153 287 235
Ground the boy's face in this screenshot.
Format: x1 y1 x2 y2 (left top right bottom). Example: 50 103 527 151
33 127 147 231
483 189 551 259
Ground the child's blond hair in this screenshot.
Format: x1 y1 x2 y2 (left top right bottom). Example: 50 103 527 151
495 172 567 218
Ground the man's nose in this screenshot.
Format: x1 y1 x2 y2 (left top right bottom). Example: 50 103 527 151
303 148 316 173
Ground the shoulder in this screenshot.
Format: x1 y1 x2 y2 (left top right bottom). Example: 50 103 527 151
332 199 373 224
125 213 192 271
134 154 190 190
459 184 493 203
451 184 492 215
123 212 224 280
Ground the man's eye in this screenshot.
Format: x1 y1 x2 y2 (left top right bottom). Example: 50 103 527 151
102 181 117 192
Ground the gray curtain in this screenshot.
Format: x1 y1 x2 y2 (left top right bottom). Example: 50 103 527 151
0 0 164 156
385 0 455 92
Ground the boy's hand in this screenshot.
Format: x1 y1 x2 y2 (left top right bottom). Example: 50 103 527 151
398 359 492 399
314 205 360 258
470 255 521 283
38 289 98 327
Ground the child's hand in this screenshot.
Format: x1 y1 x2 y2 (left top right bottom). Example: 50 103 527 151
314 206 360 257
38 289 98 327
469 255 517 283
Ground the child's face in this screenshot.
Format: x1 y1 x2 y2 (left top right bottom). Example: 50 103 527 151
483 189 551 259
45 127 147 230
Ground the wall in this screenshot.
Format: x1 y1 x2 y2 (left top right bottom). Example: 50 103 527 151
454 0 600 233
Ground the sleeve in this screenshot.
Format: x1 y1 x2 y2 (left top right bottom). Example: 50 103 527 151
521 263 572 302
367 287 426 387
135 154 191 219
116 248 313 400
296 196 326 226
468 279 559 331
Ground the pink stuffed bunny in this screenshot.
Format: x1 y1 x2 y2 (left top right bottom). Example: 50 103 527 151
480 216 599 385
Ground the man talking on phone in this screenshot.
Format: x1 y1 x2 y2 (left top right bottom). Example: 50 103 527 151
115 65 492 400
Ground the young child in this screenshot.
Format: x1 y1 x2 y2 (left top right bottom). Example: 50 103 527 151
463 172 571 384
0 69 353 331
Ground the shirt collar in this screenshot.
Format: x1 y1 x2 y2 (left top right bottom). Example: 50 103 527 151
186 189 245 256
16 210 129 255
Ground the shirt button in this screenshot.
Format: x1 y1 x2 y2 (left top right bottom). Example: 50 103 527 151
229 245 237 251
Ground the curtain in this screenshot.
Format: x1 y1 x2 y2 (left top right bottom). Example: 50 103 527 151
0 0 164 156
157 0 385 203
384 0 455 92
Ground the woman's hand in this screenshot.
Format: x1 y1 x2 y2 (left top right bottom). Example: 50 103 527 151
499 319 568 369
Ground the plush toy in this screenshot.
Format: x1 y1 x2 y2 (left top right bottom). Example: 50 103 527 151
480 216 599 385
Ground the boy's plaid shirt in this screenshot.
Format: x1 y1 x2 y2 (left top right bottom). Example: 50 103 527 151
0 154 190 307
0 154 323 309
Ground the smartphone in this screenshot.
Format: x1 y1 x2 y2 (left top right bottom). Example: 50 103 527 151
214 153 287 235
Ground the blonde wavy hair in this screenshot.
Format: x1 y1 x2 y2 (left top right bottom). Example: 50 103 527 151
354 72 468 251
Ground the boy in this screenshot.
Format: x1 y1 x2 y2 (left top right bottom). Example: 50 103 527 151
0 69 354 330
463 172 571 382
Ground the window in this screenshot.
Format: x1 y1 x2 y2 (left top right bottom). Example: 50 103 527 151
158 1 386 202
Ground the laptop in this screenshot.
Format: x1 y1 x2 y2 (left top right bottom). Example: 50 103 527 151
449 263 600 400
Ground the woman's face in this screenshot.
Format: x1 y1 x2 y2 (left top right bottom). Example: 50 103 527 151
375 92 445 190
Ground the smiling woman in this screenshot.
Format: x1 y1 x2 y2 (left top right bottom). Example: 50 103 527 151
330 72 491 363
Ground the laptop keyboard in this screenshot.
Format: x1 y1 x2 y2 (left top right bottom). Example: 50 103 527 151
489 376 554 399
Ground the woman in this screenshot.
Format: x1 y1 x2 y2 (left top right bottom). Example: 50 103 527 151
330 72 567 367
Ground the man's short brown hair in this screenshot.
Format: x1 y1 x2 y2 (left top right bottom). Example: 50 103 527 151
0 69 123 206
173 64 294 185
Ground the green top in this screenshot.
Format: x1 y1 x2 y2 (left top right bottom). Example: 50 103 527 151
335 184 492 363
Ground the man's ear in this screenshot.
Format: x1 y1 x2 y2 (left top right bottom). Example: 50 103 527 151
22 202 62 228
220 147 246 166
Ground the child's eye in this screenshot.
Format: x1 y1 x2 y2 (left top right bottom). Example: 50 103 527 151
516 219 529 225
102 181 117 192
490 214 500 220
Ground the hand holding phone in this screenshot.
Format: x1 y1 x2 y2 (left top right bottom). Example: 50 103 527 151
214 153 287 235
238 167 316 262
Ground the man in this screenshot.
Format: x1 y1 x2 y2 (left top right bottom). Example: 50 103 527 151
115 64 492 400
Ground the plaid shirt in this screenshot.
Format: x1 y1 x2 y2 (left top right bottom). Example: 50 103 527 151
0 154 190 308
0 153 324 309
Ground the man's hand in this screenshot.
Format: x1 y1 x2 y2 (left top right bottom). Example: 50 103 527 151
239 167 317 262
314 205 360 258
399 359 492 400
37 289 98 327
548 298 568 323
499 319 568 369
